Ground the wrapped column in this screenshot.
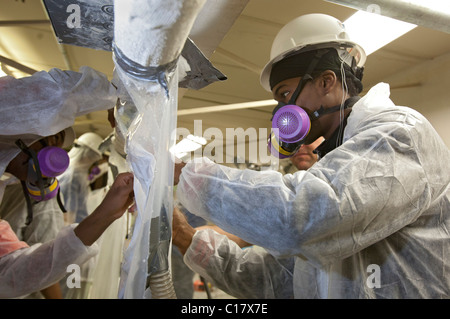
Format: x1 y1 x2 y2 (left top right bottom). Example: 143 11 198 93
113 0 206 299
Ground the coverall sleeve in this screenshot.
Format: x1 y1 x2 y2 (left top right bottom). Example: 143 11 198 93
184 228 295 299
0 223 98 298
0 66 117 137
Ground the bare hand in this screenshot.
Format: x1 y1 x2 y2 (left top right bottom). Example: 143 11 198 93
98 172 134 220
172 206 195 255
174 161 186 185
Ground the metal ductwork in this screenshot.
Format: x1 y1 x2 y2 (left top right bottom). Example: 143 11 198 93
325 0 450 34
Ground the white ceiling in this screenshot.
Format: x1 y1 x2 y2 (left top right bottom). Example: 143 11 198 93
1 0 450 165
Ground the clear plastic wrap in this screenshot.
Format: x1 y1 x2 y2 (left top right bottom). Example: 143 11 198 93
115 64 178 299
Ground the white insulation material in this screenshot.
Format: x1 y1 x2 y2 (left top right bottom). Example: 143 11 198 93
114 0 206 67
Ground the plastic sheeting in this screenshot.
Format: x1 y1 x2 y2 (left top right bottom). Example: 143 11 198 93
114 61 179 299
88 146 129 299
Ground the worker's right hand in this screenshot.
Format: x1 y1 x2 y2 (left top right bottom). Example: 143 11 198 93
74 172 135 246
99 172 135 220
174 161 186 185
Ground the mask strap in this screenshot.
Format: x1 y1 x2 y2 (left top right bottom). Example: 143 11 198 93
271 49 330 120
15 139 46 201
56 188 67 213
20 180 34 227
287 49 330 105
310 96 361 120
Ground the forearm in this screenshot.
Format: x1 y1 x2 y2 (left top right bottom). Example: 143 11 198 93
40 282 63 299
74 172 134 246
196 225 251 248
184 229 294 299
74 206 117 246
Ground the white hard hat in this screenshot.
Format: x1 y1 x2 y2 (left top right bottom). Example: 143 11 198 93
260 13 366 91
75 132 103 156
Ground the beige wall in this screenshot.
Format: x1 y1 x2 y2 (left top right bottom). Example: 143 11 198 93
381 52 450 148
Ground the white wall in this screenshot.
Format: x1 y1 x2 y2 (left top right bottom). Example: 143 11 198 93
380 52 450 148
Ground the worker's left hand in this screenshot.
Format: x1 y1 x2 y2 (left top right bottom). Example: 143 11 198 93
172 206 195 255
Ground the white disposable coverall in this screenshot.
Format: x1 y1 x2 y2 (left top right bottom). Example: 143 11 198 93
0 221 97 298
177 83 450 298
59 144 103 224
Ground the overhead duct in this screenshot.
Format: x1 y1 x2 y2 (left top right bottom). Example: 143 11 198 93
325 0 450 34
42 0 227 90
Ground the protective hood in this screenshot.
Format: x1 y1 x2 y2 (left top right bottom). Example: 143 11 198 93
0 66 117 178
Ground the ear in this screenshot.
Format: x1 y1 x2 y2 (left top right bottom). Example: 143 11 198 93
319 70 337 94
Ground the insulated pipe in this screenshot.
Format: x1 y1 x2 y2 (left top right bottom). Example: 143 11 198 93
114 0 206 68
325 0 450 34
113 0 207 299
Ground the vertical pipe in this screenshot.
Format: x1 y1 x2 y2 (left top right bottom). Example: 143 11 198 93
113 0 206 299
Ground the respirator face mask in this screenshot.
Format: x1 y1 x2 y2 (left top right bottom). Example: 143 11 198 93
267 49 331 159
26 146 69 201
267 80 352 158
267 48 360 159
15 139 69 201
15 139 70 226
268 78 313 159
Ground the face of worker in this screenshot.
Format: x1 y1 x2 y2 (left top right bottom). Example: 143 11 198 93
289 136 323 171
5 131 66 181
272 72 346 147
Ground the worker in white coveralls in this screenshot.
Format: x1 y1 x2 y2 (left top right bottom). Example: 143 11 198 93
172 14 450 298
0 66 135 298
59 132 106 225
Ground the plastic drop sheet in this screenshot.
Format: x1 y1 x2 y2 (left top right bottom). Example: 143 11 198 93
115 66 178 299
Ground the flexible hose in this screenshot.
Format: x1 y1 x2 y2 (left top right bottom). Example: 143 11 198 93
149 270 177 299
